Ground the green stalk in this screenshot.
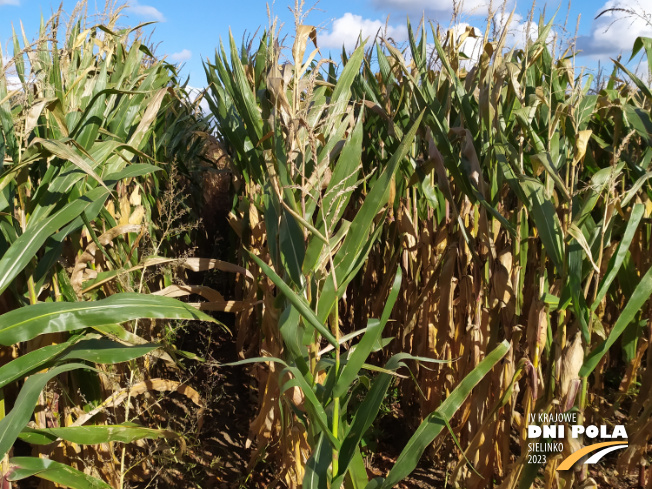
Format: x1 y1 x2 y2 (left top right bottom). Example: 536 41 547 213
327 238 341 478
332 302 340 478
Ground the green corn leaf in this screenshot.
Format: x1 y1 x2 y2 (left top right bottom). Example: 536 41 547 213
0 363 93 459
335 111 423 278
58 339 159 364
573 164 623 227
337 352 450 479
333 268 402 398
0 337 157 391
429 26 476 134
591 203 645 311
105 163 163 183
623 105 652 146
519 177 565 270
330 44 365 120
303 432 332 489
49 33 63 101
347 447 370 488
279 209 306 287
225 356 339 447
529 152 571 202
0 341 71 390
31 138 108 190
248 251 337 347
304 117 363 274
615 59 652 100
407 19 426 74
630 36 652 76
568 239 590 342
622 171 652 206
318 223 385 326
7 457 111 489
278 304 311 377
0 294 215 346
12 26 25 84
72 73 112 149
317 111 424 323
19 423 178 446
0 187 112 296
581 264 652 377
378 341 510 488
128 87 172 150
227 32 263 146
0 61 18 163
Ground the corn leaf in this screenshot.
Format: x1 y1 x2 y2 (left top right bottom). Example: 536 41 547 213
0 363 93 459
19 423 177 446
333 268 402 398
591 203 645 311
0 293 215 346
0 187 112 295
519 177 565 270
581 265 652 376
248 251 337 347
377 340 510 488
7 457 111 489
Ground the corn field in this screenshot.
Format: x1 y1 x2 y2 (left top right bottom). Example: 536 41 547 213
0 1 650 488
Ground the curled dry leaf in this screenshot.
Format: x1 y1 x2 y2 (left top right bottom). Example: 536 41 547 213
492 250 513 306
189 300 259 313
182 257 253 281
81 257 175 294
72 379 203 428
573 130 593 166
118 193 132 226
293 25 318 69
153 284 225 302
72 224 142 296
568 224 600 273
578 478 598 489
129 186 141 206
128 205 145 225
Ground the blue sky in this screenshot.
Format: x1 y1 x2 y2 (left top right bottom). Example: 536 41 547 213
2 0 652 86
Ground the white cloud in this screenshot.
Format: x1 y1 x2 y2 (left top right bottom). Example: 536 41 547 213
320 13 408 49
578 0 652 56
169 49 192 63
371 0 512 17
320 9 550 56
492 12 542 49
127 1 165 22
440 16 548 68
0 0 20 5
450 23 484 64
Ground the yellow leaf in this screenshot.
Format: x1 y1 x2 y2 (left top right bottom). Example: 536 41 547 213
573 130 592 165
129 186 141 206
128 205 145 225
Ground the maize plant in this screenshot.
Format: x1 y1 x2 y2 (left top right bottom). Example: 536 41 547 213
342 17 652 489
206 13 509 489
207 10 651 489
0 3 226 488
